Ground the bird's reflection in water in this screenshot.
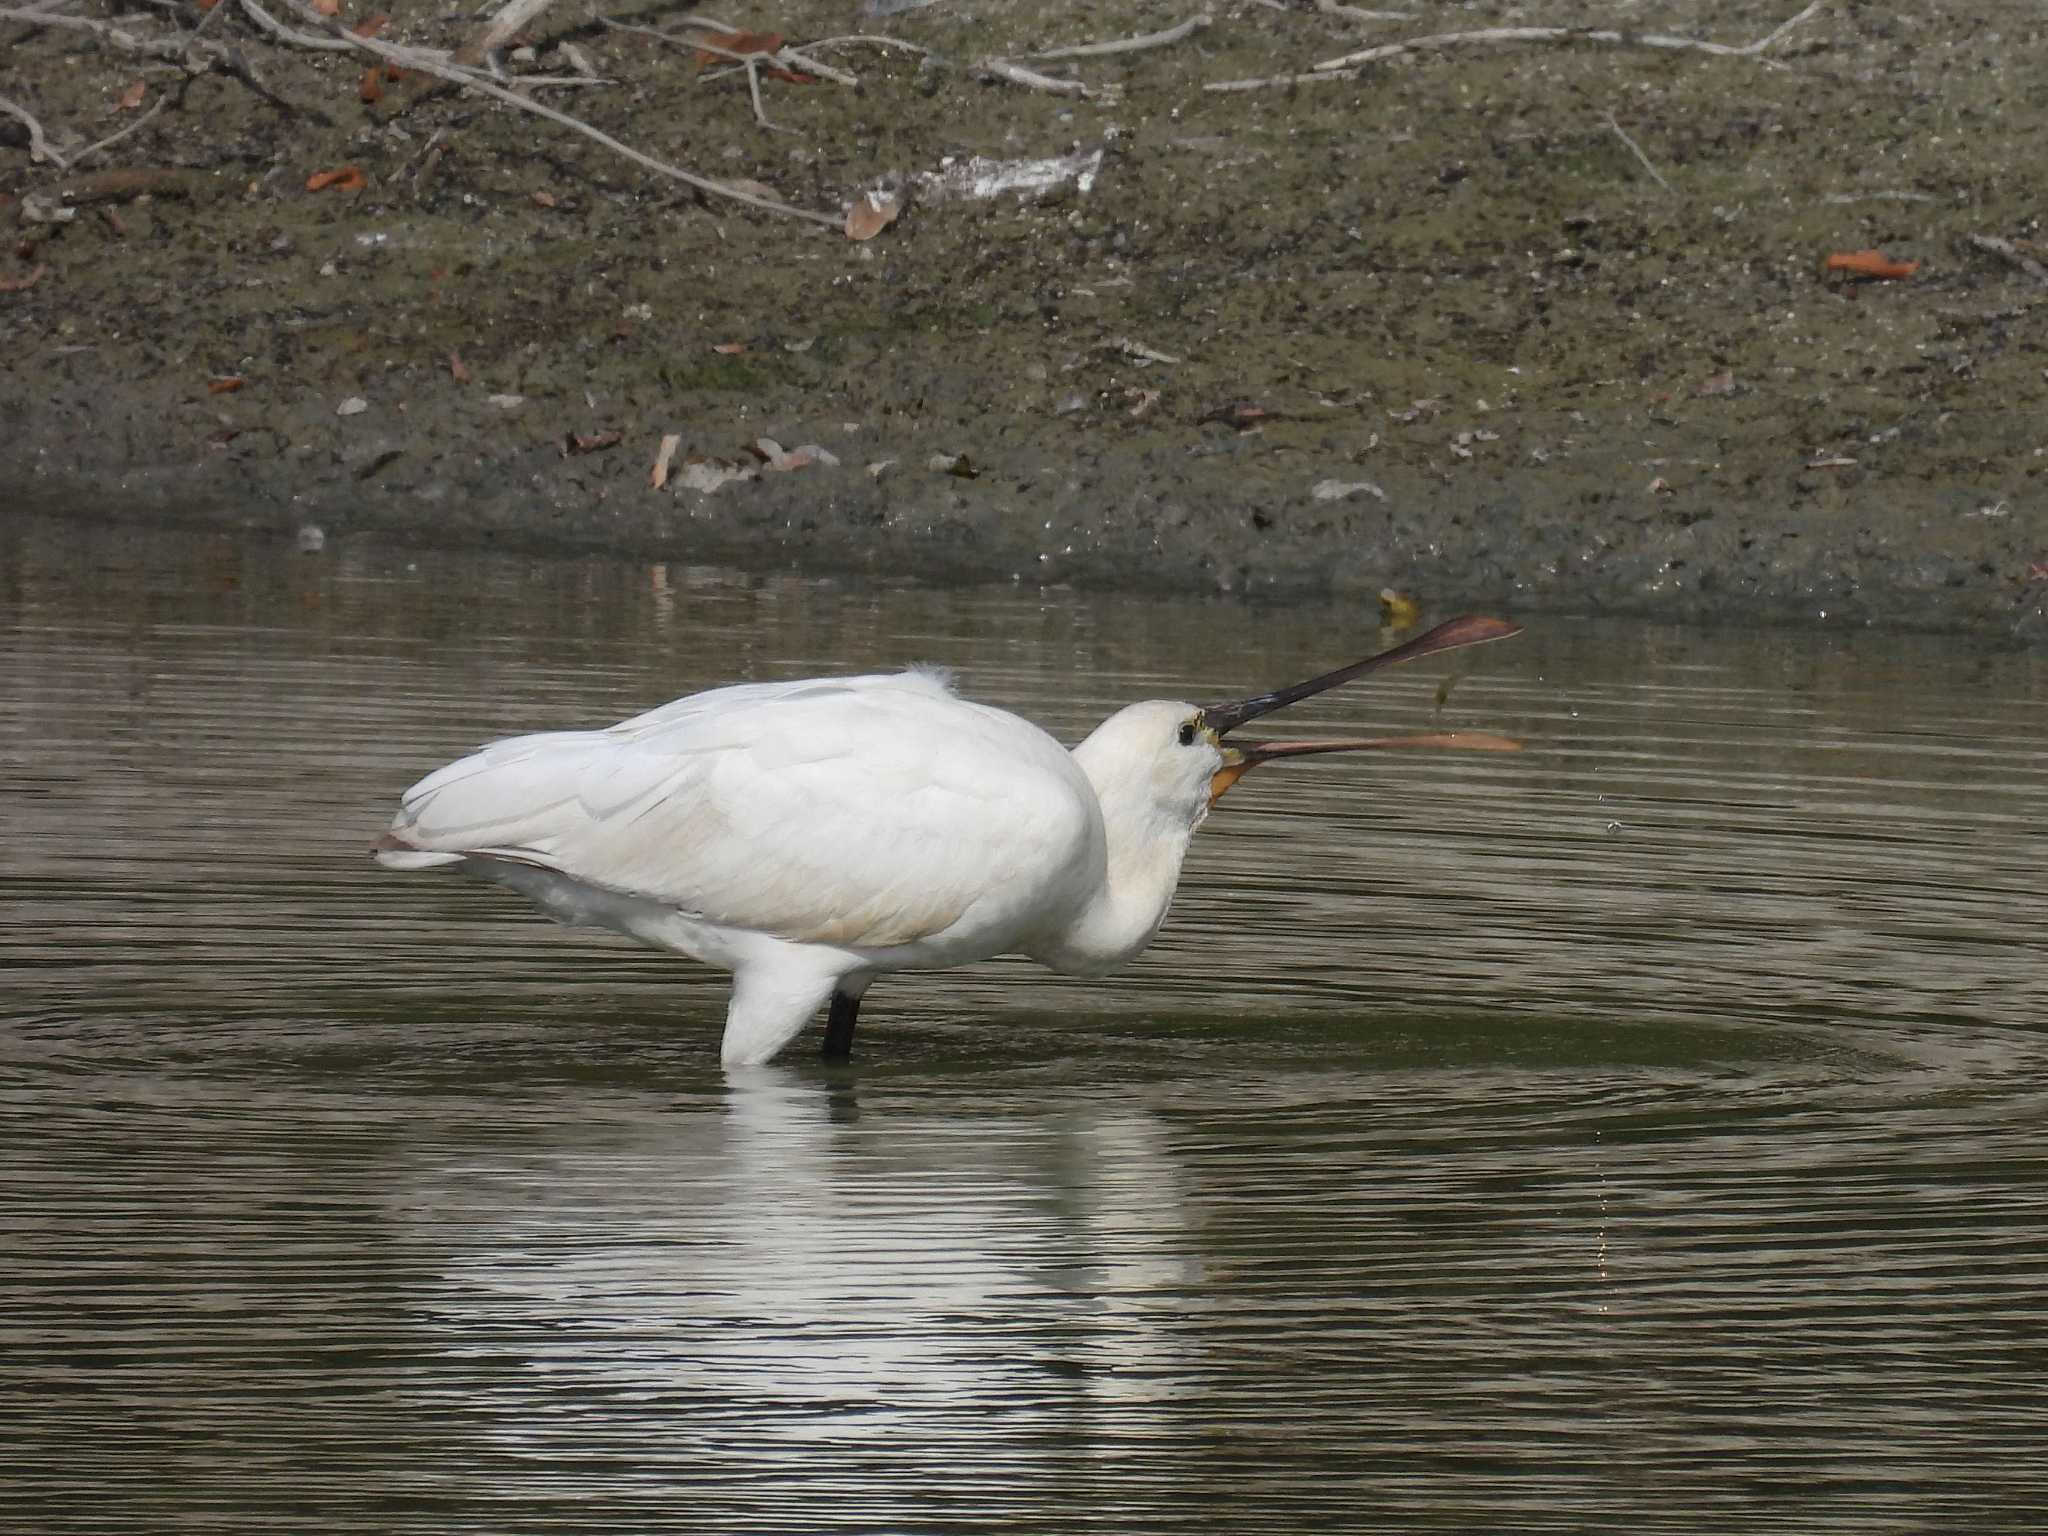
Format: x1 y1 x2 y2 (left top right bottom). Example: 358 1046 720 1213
410 1067 1204 1479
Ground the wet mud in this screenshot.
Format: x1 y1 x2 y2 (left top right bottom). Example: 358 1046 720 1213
2 0 2043 639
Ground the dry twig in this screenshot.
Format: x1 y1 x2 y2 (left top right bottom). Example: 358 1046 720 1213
0 91 67 166
71 92 169 166
977 57 1104 98
1022 12 1211 62
1601 110 1670 194
1963 234 2048 286
1208 0 1828 90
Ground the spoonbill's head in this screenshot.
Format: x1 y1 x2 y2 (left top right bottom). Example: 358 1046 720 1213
1082 615 1528 834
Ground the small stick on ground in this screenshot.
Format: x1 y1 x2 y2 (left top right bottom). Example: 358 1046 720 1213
1316 2 1826 72
71 93 168 167
977 57 1105 98
0 91 68 167
1022 12 1211 62
1601 110 1670 194
1315 2 1416 20
1963 234 2048 286
1209 1 1828 89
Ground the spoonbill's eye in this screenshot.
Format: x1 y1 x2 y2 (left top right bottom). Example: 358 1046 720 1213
1177 721 1197 747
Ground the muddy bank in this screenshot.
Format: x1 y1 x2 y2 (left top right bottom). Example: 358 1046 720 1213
2 0 2043 639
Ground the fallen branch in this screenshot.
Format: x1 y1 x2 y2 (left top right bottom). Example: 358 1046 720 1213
1601 110 1670 194
253 0 842 226
0 90 67 167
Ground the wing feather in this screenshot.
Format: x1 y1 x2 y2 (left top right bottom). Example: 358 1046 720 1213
385 673 1099 950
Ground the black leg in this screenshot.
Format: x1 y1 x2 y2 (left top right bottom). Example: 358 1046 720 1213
821 989 860 1061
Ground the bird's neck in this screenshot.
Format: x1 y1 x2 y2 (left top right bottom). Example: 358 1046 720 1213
1031 748 1201 976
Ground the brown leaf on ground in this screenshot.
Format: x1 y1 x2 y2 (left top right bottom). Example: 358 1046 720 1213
845 190 901 242
711 341 748 355
207 376 245 394
564 430 622 456
0 265 47 293
694 30 782 64
358 67 386 103
531 190 558 209
306 166 367 193
350 13 390 37
310 0 340 14
117 80 147 111
1823 249 1920 281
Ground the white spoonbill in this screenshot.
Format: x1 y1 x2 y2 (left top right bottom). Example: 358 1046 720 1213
376 614 1522 1066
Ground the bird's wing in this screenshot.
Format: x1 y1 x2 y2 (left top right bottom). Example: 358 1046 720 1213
386 673 1100 950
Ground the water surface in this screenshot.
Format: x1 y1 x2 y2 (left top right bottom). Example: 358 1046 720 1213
3 517 2044 1532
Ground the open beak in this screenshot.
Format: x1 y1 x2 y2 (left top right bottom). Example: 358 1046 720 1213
1203 614 1524 805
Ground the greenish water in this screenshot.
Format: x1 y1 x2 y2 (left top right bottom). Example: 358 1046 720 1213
3 516 2044 1532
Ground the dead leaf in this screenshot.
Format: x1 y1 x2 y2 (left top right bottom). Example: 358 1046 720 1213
350 12 389 37
207 376 245 394
310 0 340 14
0 265 46 293
531 189 558 209
116 80 147 111
650 433 681 489
694 29 782 64
564 429 622 456
447 349 469 383
305 166 367 193
711 341 748 355
358 67 386 104
845 190 902 242
1822 249 1919 281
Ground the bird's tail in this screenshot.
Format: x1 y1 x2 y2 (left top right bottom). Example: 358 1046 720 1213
372 829 464 871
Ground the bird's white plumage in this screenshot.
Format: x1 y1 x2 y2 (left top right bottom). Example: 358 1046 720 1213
381 673 1143 1039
